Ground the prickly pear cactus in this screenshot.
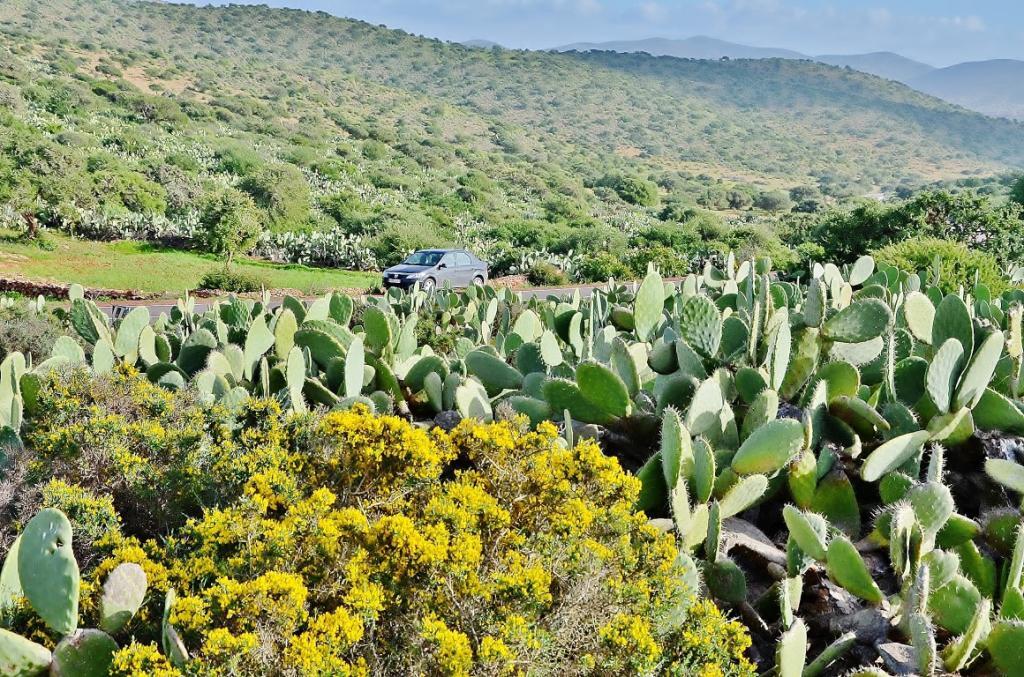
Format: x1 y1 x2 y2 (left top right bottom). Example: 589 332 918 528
17 508 79 635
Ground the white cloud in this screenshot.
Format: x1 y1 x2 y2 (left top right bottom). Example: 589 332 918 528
939 15 985 32
639 1 666 21
867 8 891 27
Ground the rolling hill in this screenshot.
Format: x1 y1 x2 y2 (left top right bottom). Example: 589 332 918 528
816 52 935 83
907 60 1024 120
0 0 1022 272
553 37 1024 120
554 36 806 60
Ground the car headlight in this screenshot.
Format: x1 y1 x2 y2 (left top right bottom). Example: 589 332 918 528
405 271 423 278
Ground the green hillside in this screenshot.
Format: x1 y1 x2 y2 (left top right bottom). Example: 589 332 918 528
0 0 1022 280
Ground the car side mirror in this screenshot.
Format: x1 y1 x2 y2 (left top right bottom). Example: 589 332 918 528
437 262 447 269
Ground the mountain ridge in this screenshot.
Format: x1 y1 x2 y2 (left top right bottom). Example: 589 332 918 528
554 36 807 60
551 36 1023 119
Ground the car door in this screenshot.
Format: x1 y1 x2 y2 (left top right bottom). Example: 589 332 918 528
437 252 459 287
454 252 475 286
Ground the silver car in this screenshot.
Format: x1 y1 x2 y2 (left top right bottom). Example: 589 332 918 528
382 249 489 292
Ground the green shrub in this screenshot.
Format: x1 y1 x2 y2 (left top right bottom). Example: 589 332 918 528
576 252 633 282
240 163 311 232
7 371 755 676
214 140 263 176
0 304 65 362
873 236 1009 294
808 190 1024 265
627 245 691 277
753 190 793 213
198 187 263 266
527 261 569 286
197 268 266 293
605 175 659 206
1012 175 1024 206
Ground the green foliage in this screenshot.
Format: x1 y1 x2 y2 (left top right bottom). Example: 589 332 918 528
526 261 568 286
806 191 1024 266
874 237 1008 295
575 252 633 283
753 190 793 213
3 375 755 675
0 302 64 362
1 0 1022 282
197 268 266 293
239 163 311 232
1012 175 1024 207
602 174 659 206
198 187 263 267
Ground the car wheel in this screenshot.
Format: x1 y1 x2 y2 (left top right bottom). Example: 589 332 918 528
472 276 484 286
420 277 436 293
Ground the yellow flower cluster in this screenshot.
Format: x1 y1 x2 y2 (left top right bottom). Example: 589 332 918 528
108 643 180 677
599 612 662 673
24 376 754 676
421 615 474 677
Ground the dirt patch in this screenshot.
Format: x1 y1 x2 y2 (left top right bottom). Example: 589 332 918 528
122 66 192 95
0 276 154 301
490 275 528 289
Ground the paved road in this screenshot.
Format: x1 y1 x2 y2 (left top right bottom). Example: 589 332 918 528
95 283 638 320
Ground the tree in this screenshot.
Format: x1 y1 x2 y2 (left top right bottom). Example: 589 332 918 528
726 189 753 210
240 164 311 231
602 175 658 207
199 187 262 268
1011 175 1024 207
753 190 793 213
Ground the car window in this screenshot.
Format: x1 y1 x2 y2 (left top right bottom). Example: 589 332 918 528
455 253 472 267
440 253 457 266
403 251 442 266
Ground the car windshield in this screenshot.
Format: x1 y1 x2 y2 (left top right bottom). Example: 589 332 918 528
402 251 443 266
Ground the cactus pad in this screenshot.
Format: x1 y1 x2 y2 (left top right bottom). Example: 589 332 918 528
51 629 117 677
0 628 51 677
730 418 804 475
100 563 148 634
18 508 79 635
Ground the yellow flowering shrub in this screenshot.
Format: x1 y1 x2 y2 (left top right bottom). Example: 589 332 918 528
10 371 754 676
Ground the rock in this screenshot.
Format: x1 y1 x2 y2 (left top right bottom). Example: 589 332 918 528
978 431 1024 464
722 518 787 566
876 642 917 675
648 518 674 533
572 422 602 442
433 410 462 431
832 607 890 646
777 402 804 421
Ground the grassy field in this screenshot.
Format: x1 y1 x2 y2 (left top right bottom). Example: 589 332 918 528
0 231 379 296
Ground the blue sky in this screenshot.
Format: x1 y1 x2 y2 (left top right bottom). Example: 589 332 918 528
189 1 1024 66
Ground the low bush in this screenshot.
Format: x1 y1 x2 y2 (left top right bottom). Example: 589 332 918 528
627 245 691 277
197 268 266 293
575 252 633 283
0 303 65 362
873 236 1008 295
3 369 755 676
527 261 569 286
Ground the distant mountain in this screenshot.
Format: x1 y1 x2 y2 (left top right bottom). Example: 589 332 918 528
816 52 935 83
554 36 807 60
551 37 1024 120
462 39 503 49
908 60 1024 120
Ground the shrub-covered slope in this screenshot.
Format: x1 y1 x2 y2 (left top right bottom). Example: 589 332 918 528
1 0 1023 274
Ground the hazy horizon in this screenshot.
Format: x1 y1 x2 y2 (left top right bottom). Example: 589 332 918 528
184 0 1024 67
